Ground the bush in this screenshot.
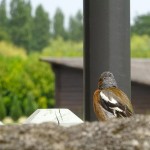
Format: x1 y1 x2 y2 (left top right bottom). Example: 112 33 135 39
0 41 27 58
131 34 150 58
0 97 6 120
0 55 55 117
0 41 55 118
0 39 83 119
23 92 38 116
42 37 83 57
10 96 22 121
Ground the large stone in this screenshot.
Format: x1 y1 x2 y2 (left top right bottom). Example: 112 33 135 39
0 115 150 150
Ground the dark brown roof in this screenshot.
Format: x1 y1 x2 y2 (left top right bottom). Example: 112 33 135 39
41 57 150 85
131 59 150 85
40 57 83 69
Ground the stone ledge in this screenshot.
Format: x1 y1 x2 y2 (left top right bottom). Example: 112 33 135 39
0 115 150 150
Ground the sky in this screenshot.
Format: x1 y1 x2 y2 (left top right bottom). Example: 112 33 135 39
130 0 150 24
4 0 150 26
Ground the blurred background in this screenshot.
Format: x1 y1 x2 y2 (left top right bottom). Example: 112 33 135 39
0 0 150 124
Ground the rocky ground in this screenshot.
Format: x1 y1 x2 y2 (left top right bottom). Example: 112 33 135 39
0 115 150 150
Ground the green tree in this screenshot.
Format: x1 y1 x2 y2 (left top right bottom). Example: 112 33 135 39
31 5 50 51
131 13 150 36
68 10 83 41
10 96 22 121
0 0 10 41
23 92 37 116
53 8 66 39
0 97 6 120
9 0 33 51
0 0 7 28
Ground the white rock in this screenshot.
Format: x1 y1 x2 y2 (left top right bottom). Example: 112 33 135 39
24 109 84 127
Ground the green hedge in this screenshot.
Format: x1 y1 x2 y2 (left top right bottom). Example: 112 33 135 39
0 39 83 120
0 42 55 120
131 34 150 58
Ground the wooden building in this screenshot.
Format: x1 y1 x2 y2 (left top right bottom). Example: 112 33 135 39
41 58 83 119
41 58 150 119
131 59 150 114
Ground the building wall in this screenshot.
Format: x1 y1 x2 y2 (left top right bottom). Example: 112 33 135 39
52 65 83 119
131 82 150 114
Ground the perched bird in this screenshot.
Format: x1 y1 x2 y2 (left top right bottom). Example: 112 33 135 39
93 71 134 121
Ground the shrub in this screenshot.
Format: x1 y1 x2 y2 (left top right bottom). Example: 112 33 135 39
10 96 22 121
0 41 27 58
0 41 55 118
42 37 83 57
131 34 150 58
0 39 83 119
23 92 38 116
0 97 6 120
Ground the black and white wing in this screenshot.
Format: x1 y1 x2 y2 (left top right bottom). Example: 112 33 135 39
100 90 132 118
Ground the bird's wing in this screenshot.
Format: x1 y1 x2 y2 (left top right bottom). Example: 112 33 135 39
99 89 133 118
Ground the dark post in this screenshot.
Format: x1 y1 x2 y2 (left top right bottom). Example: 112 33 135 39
83 0 130 121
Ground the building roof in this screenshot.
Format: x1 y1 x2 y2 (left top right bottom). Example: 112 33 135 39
40 57 83 69
131 59 150 86
41 57 150 86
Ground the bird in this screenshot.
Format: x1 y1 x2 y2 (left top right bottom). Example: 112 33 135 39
93 71 134 121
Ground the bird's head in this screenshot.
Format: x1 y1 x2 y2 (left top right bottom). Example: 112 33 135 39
98 71 118 89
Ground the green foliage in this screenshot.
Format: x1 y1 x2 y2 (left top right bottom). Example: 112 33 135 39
0 97 6 120
0 0 8 29
0 28 10 41
0 0 10 41
131 35 150 58
0 38 82 119
68 10 83 41
9 0 33 51
131 13 150 36
0 1 83 51
10 96 22 121
0 41 27 58
38 96 48 108
42 37 83 57
0 0 84 121
31 5 50 51
23 92 38 116
53 8 66 39
0 41 55 118
24 53 55 108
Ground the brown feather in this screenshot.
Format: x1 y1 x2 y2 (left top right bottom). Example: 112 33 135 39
93 87 134 121
93 89 107 121
104 87 134 114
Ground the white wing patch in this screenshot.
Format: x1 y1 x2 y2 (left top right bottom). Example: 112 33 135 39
110 107 123 112
100 91 117 104
101 107 116 118
99 91 126 118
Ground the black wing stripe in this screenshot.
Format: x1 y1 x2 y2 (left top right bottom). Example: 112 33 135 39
100 98 114 114
100 92 132 117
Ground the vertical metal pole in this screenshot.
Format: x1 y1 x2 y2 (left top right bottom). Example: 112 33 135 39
83 0 130 121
